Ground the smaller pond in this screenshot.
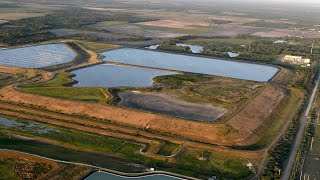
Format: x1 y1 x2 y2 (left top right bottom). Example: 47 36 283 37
85 172 181 180
0 117 23 127
71 64 176 88
227 52 239 58
176 43 203 53
145 44 160 50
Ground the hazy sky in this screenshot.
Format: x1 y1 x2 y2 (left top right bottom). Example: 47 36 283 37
196 0 320 4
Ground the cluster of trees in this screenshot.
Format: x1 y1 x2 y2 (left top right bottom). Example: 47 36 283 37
157 40 192 53
0 7 155 45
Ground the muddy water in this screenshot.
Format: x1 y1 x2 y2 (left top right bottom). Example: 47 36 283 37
117 91 227 121
101 48 278 82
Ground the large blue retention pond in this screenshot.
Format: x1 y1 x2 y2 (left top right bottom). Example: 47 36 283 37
0 44 75 68
100 48 278 82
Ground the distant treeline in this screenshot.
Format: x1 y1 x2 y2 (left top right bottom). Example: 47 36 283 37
0 7 156 45
158 35 320 63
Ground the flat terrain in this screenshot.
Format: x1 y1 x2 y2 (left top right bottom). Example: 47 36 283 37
118 91 227 121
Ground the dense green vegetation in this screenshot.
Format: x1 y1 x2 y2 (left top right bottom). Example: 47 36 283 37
0 7 154 45
156 141 179 156
0 117 252 178
158 36 320 63
175 148 252 178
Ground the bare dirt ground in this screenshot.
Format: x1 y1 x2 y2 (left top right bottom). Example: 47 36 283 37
118 91 227 121
136 19 209 29
227 85 284 138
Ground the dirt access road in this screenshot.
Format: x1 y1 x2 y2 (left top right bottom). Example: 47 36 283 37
281 66 320 180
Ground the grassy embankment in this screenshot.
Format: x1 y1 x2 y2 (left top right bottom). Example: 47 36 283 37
78 41 119 52
19 72 111 102
0 115 253 179
156 141 180 156
238 87 304 150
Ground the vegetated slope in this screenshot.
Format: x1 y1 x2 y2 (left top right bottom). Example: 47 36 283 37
0 150 59 179
227 85 284 137
0 81 285 146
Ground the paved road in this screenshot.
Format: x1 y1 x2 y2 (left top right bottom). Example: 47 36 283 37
281 70 320 180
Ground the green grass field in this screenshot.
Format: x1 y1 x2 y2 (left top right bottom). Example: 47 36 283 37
78 41 119 52
19 72 110 102
175 148 252 178
156 141 180 156
20 87 108 102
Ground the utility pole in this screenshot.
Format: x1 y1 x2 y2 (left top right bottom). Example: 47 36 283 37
311 43 314 55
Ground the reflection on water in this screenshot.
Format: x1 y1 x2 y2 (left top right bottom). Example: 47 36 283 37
71 64 176 88
101 48 278 82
